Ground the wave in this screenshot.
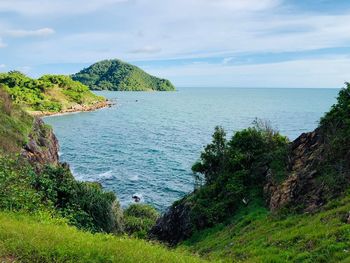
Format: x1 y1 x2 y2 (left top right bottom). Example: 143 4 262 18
98 170 114 179
129 174 139 181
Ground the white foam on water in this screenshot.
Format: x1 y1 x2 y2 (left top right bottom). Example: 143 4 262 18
98 170 114 179
129 174 139 181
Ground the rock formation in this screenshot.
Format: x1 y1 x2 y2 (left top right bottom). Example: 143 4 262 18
21 118 59 168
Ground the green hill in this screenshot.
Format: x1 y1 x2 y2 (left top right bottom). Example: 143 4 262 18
0 71 107 115
72 59 176 91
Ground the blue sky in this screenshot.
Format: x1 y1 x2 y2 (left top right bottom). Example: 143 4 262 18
0 0 350 88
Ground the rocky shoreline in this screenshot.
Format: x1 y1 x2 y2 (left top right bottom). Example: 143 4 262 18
29 100 113 117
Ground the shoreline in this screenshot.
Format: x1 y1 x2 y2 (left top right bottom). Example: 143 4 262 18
29 100 114 118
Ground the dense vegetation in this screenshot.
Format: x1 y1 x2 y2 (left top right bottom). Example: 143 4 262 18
0 154 122 233
188 121 288 231
0 71 105 113
318 82 350 195
72 59 175 91
124 204 159 238
0 212 205 263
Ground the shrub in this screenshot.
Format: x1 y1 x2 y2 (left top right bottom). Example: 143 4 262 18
124 204 159 238
31 165 123 233
0 156 46 212
189 121 289 230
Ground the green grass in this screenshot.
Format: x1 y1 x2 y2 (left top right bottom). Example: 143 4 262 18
178 193 350 262
0 212 207 263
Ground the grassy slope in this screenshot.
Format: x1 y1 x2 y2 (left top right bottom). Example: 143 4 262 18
72 59 175 91
179 194 350 263
0 212 206 263
0 88 33 154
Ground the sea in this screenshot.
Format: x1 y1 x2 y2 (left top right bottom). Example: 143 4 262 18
44 87 339 211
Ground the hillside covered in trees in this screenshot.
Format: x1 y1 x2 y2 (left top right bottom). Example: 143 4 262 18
0 71 107 116
72 59 175 91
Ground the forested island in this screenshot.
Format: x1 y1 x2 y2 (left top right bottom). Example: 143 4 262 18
72 59 176 91
1 77 350 262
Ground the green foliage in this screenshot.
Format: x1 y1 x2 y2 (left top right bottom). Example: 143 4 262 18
0 212 206 263
0 153 122 233
72 59 176 91
124 204 159 239
0 71 104 113
0 87 33 154
190 121 289 230
0 156 46 212
179 193 350 263
32 165 122 233
318 82 350 193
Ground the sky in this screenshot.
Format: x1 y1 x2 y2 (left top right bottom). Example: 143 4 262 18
0 0 350 88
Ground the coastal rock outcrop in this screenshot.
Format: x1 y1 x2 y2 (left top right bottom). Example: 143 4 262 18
21 118 59 168
267 129 326 212
149 201 193 246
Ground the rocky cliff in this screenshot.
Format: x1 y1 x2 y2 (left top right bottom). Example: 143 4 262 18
266 129 326 212
21 118 59 168
150 201 193 246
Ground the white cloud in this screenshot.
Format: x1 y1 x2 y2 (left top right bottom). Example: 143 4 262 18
0 0 128 16
222 57 234 64
0 37 6 48
146 56 350 88
6 28 55 37
192 0 281 11
0 64 6 68
129 46 162 54
2 0 350 87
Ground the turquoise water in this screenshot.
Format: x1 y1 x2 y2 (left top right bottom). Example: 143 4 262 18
44 87 339 211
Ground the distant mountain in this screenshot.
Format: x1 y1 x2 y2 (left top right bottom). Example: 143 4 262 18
72 59 175 91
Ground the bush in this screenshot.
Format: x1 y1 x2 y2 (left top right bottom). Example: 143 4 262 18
124 204 159 238
0 156 46 212
190 121 289 230
31 165 123 233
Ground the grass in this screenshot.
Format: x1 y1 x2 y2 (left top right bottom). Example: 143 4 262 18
0 212 207 263
178 193 350 263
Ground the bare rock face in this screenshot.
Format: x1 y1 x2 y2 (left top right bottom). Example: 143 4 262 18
21 118 59 168
149 201 193 246
267 129 326 212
